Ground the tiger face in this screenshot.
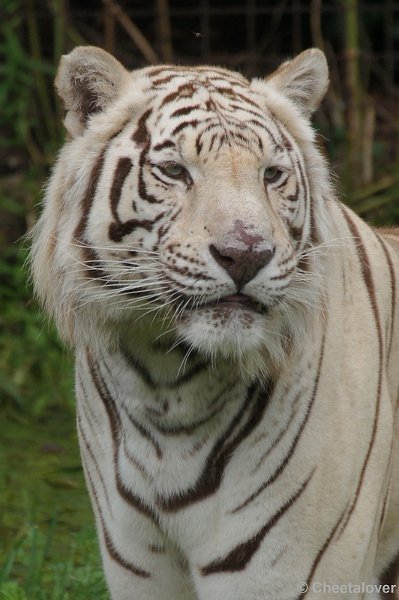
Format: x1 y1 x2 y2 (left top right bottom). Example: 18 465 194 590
34 47 329 370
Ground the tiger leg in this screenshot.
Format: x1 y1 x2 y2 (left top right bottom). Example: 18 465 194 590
99 546 197 600
189 542 390 599
76 394 197 598
81 453 198 599
190 556 305 600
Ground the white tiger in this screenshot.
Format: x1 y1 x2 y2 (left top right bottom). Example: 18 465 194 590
31 46 399 599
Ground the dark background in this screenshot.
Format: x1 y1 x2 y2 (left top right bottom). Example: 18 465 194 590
1 1 398 597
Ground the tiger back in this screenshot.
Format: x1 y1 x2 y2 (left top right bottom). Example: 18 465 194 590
31 46 399 599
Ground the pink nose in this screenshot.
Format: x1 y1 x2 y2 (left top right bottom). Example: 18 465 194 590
209 220 275 287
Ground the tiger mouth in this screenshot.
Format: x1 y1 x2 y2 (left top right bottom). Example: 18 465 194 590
194 294 268 315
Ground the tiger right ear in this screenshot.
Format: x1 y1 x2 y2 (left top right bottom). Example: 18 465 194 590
55 46 129 137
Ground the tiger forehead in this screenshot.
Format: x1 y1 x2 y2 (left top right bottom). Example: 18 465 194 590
126 66 288 158
145 66 257 112
146 65 250 90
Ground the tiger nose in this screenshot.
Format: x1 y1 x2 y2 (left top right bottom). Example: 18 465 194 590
209 221 275 287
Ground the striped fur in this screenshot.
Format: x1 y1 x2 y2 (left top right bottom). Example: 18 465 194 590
31 47 399 599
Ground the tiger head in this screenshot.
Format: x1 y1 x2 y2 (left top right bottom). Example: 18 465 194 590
32 47 332 376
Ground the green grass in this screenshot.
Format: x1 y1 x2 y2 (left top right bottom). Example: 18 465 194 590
0 523 108 600
0 233 108 599
0 398 108 599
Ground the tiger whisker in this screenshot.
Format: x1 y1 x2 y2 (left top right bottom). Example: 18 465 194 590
176 343 196 378
50 234 162 257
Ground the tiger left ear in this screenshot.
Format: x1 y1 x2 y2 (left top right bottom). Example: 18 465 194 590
266 48 329 117
55 46 130 137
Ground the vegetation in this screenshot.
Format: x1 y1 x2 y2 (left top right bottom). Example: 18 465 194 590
0 1 398 597
0 527 107 599
0 3 101 594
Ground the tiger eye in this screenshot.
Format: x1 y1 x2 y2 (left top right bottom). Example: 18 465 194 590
161 162 186 178
263 166 281 183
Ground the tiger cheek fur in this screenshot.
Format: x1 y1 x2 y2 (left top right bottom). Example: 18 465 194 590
31 46 399 600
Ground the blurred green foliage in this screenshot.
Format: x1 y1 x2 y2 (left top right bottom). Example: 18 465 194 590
0 0 71 417
0 4 84 591
0 241 74 417
0 0 61 170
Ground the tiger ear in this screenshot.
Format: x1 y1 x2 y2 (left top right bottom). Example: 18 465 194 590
266 48 329 117
55 46 129 137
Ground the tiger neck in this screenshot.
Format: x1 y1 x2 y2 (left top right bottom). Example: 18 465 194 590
113 331 248 430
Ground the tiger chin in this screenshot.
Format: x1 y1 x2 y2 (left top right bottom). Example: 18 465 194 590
31 45 399 600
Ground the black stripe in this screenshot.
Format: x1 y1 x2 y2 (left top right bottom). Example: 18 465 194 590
338 207 383 536
108 156 155 242
120 347 156 388
120 345 207 390
296 157 313 244
132 109 168 205
110 157 133 220
123 407 163 459
378 484 391 535
272 119 312 244
157 381 273 512
171 119 201 137
375 232 396 359
74 149 107 242
78 412 113 514
85 469 151 578
151 74 176 86
296 505 349 598
166 261 214 281
231 334 325 514
160 83 196 108
73 148 108 279
109 211 165 243
86 351 158 523
170 104 201 118
201 470 314 575
87 350 121 442
230 105 267 120
121 435 152 480
153 139 175 152
107 155 165 242
132 108 152 146
208 133 217 152
195 136 203 155
73 120 129 250
234 92 262 110
251 389 302 472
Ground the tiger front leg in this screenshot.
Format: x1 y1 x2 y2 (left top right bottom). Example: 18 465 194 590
79 454 198 598
188 530 382 600
100 546 198 600
76 395 198 599
191 567 302 600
